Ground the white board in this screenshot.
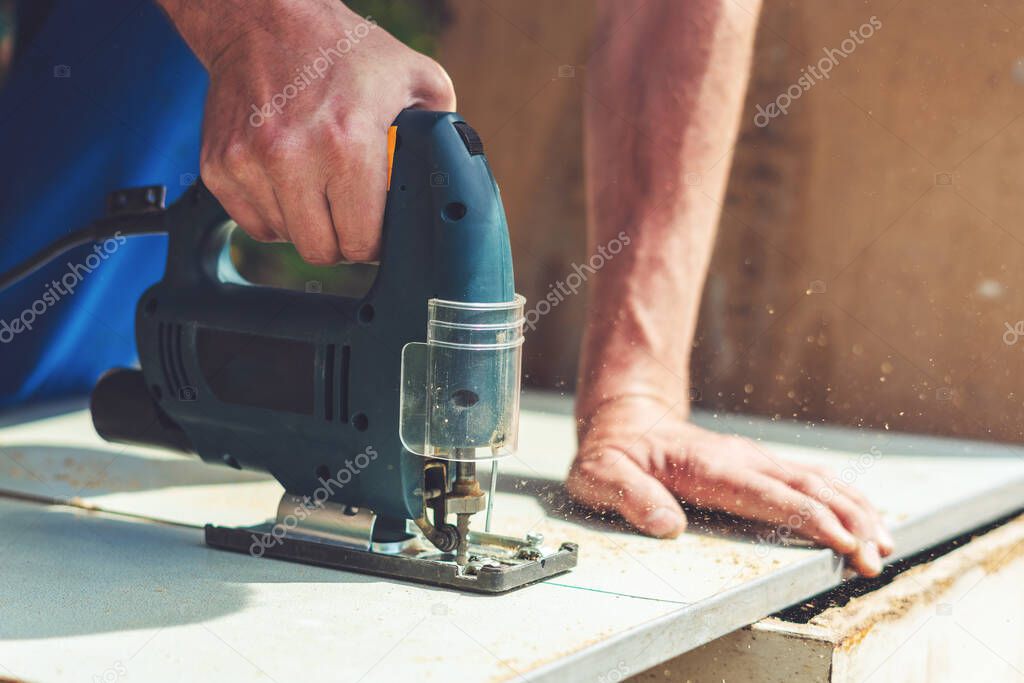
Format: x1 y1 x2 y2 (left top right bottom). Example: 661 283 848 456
0 395 1022 682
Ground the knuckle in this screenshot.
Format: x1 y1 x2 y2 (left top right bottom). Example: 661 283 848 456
260 134 304 170
844 509 874 533
323 108 375 153
686 455 720 482
799 515 825 536
795 473 826 495
219 139 253 178
295 241 341 266
567 458 598 488
565 472 587 502
199 152 228 191
827 505 860 532
338 245 377 263
326 113 365 148
201 168 228 195
199 144 217 174
828 491 857 512
803 509 835 534
300 251 339 267
420 58 456 106
566 458 610 506
337 233 379 262
803 498 829 519
244 225 277 243
269 218 286 236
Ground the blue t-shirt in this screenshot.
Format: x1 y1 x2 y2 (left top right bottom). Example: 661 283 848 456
0 0 207 410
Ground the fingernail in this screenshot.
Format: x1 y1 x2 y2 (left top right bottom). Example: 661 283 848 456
644 507 685 538
861 541 882 575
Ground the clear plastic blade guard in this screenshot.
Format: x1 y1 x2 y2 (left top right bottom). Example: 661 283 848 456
400 296 525 461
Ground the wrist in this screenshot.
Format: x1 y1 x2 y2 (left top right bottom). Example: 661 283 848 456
157 0 245 69
574 389 689 445
576 365 690 417
576 333 691 426
158 0 340 70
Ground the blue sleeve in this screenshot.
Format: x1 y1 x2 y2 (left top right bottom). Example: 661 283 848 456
0 0 207 410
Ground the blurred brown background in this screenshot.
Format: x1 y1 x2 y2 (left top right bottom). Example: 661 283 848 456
437 0 1024 442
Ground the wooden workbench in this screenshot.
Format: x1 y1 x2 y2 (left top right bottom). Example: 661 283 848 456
0 394 1022 682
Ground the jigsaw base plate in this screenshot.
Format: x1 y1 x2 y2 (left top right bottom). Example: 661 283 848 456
204 523 578 593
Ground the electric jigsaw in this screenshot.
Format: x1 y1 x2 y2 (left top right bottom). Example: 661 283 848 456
0 110 578 592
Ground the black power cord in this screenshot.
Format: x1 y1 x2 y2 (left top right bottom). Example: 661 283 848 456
0 187 171 294
0 227 96 292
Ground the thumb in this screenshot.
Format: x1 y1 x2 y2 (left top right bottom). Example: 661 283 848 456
567 449 687 538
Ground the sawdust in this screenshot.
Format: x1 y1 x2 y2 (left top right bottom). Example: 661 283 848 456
978 535 1024 574
837 623 872 651
807 513 1024 652
1 448 136 492
822 570 960 652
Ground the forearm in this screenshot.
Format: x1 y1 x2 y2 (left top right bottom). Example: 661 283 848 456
156 0 341 69
578 0 761 418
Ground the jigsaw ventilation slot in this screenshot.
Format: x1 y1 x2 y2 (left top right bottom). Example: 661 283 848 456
323 344 351 423
339 345 351 423
158 322 190 398
324 345 335 420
